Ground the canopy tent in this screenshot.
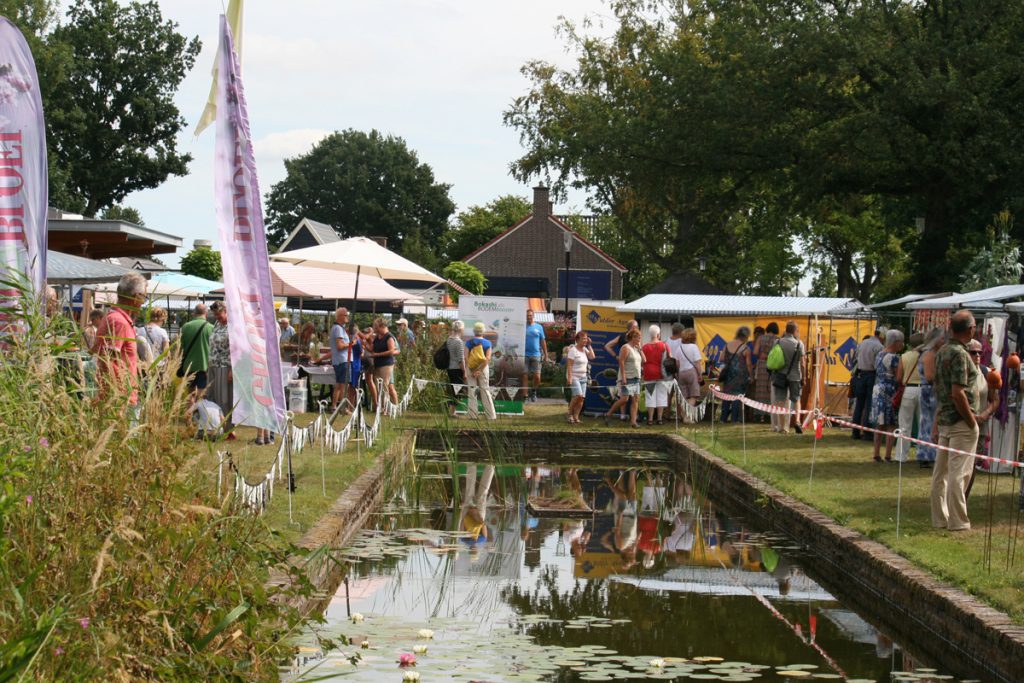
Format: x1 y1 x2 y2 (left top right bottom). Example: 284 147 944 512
618 293 865 317
46 250 134 285
905 284 1024 310
90 271 223 299
618 293 870 420
866 293 954 310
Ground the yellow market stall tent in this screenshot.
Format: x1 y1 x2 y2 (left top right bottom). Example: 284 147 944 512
617 294 873 417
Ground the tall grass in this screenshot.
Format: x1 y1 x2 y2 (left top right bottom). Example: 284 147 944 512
0 285 321 681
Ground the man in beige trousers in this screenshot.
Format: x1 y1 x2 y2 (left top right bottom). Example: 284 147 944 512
930 310 980 531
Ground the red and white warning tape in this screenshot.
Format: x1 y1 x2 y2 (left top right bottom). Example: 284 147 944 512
707 385 1024 470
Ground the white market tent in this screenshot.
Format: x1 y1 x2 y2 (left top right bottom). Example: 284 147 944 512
618 293 865 317
905 284 1024 310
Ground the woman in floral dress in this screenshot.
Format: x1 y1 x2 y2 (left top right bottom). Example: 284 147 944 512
869 330 905 462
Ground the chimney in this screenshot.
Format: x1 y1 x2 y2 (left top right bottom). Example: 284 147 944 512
533 185 551 218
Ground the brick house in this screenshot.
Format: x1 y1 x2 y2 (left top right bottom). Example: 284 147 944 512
464 186 626 311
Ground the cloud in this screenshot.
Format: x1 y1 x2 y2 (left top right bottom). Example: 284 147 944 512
253 128 331 164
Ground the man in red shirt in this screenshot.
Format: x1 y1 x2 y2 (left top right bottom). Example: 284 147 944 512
95 272 148 406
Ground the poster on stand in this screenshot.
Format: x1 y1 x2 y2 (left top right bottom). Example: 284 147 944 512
457 295 529 416
578 301 632 417
457 296 528 358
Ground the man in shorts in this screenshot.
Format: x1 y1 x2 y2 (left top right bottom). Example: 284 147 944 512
523 309 548 402
328 307 352 412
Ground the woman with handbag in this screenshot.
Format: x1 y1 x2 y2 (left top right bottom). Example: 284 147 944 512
868 329 906 462
893 332 924 462
641 325 670 425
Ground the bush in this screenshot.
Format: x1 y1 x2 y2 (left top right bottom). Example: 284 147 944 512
0 284 319 681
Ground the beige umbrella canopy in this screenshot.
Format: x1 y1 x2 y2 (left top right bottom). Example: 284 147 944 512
269 236 443 310
267 262 422 303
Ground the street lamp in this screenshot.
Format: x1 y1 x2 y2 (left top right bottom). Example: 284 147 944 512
563 231 573 321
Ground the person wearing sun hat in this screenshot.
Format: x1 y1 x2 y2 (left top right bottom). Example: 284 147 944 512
465 321 496 419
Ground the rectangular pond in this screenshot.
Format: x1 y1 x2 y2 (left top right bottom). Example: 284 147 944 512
286 459 976 683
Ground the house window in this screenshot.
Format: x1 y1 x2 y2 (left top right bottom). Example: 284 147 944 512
557 269 612 300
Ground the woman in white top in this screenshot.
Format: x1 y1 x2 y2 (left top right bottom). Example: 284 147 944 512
565 330 596 424
143 307 171 366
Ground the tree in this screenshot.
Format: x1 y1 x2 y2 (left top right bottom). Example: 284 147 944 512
264 129 456 254
446 195 531 261
180 246 222 281
100 205 145 226
46 0 201 216
505 0 1024 293
442 262 487 303
958 212 1023 291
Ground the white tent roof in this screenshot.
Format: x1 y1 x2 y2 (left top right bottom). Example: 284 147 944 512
618 294 864 317
906 284 1024 310
866 293 954 309
267 262 422 303
270 236 444 283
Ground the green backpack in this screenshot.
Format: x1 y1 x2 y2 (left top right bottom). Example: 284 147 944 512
766 342 786 371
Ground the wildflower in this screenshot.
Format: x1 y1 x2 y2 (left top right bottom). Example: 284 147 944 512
402 671 420 682
25 495 32 505
649 659 666 668
79 617 89 629
412 645 427 654
416 628 433 639
39 437 49 448
351 613 364 623
22 445 30 453
398 653 416 667
54 647 63 656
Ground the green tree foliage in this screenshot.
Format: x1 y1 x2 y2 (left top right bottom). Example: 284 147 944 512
446 195 531 261
442 261 487 303
505 0 1024 297
45 0 200 216
265 129 456 254
100 204 145 225
180 245 222 281
958 212 1024 292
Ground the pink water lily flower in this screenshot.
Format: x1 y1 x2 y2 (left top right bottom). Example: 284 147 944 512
397 653 416 667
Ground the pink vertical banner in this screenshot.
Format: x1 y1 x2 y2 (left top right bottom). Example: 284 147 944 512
213 15 285 431
0 17 48 318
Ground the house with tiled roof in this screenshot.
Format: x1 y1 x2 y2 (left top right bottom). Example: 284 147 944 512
276 218 342 252
463 186 626 311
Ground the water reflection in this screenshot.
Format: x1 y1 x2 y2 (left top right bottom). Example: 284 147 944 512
287 463 974 682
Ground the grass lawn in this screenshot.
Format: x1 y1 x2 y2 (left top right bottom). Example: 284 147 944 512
689 420 1024 623
192 411 397 544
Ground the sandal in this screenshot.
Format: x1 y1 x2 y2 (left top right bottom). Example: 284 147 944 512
873 455 882 463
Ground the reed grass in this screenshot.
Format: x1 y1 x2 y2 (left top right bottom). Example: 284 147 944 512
0 287 323 681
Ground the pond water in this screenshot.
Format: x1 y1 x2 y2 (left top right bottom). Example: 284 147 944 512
286 462 974 683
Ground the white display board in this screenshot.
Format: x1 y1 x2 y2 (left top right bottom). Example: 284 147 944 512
457 295 529 360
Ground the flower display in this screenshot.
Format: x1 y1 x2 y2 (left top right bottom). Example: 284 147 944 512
398 653 416 667
649 658 665 668
416 628 433 639
351 613 364 623
402 671 420 682
360 640 370 649
412 645 427 654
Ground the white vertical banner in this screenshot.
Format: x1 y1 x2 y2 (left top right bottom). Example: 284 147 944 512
0 17 47 316
213 15 285 431
457 295 528 358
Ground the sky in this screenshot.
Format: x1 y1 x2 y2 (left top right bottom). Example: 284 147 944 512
101 1 611 267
